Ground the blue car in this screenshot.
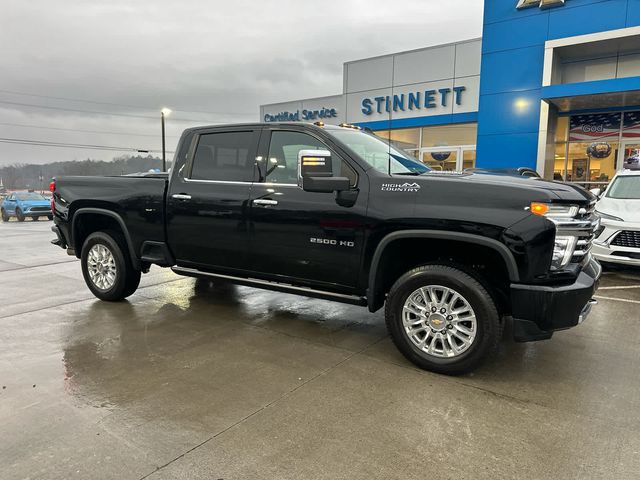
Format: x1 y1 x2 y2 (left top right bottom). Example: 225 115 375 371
1 191 52 222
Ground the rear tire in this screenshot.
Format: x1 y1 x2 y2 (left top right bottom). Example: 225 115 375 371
47 215 53 221
385 264 500 376
81 231 141 301
1 209 8 222
16 208 25 222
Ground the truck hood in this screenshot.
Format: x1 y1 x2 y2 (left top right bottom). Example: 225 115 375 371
415 172 594 203
595 196 640 222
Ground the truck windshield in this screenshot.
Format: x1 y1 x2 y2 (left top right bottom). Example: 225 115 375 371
606 175 640 199
328 129 430 175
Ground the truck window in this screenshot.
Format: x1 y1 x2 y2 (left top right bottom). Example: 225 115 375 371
190 131 254 182
266 131 356 185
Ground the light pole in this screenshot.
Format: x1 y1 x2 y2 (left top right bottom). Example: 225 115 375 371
161 108 172 171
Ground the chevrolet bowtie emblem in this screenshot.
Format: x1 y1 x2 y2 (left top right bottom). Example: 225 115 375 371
517 0 565 9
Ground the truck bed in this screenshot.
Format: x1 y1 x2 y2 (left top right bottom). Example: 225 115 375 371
54 175 168 259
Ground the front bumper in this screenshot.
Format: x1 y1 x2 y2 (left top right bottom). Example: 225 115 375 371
24 209 52 216
510 257 602 342
592 221 640 267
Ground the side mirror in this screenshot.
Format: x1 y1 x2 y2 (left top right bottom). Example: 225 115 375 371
590 188 602 198
298 149 350 193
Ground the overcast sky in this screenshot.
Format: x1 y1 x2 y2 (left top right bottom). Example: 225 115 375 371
0 0 484 166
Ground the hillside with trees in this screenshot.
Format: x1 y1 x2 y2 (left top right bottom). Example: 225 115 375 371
0 155 169 190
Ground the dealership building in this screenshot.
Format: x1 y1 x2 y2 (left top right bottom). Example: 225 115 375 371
260 0 640 184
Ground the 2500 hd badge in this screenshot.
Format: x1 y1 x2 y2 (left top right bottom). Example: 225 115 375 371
310 238 355 248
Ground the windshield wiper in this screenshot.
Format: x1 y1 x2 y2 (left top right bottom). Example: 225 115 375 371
393 171 422 176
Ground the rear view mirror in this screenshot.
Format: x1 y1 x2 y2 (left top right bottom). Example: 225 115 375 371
299 149 350 193
299 149 333 178
590 188 602 198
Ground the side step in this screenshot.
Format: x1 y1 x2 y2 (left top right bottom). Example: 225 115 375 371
172 266 367 307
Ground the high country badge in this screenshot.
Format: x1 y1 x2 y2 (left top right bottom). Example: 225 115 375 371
381 183 421 193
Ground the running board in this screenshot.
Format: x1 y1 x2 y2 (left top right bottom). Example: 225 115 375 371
171 266 367 307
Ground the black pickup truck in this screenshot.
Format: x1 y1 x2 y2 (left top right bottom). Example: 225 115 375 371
51 122 601 375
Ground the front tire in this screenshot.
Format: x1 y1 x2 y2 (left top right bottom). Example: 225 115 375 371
81 231 141 301
16 208 25 222
385 264 500 376
1 209 8 222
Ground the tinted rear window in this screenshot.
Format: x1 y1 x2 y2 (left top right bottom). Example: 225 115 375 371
191 131 254 182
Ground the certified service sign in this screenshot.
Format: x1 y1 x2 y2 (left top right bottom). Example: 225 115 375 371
517 0 565 9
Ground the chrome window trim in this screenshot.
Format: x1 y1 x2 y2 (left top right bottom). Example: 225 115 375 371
182 178 302 188
183 178 252 186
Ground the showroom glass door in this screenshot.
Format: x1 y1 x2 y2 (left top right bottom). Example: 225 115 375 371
422 147 458 172
421 146 476 172
460 147 476 171
619 142 640 171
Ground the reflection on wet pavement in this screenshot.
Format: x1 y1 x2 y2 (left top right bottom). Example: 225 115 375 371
2 221 640 479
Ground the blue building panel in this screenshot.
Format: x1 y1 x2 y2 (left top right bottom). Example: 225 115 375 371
480 46 546 95
482 13 550 53
477 0 640 171
547 0 628 39
542 77 640 99
628 1 640 26
483 0 546 25
477 90 542 136
356 112 478 131
476 132 540 169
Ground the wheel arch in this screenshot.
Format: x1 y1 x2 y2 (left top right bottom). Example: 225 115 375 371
367 230 520 313
72 208 140 270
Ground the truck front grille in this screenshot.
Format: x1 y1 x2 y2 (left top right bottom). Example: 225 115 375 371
611 231 640 249
560 202 598 264
572 231 595 263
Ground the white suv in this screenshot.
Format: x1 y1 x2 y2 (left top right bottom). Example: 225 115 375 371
592 170 640 267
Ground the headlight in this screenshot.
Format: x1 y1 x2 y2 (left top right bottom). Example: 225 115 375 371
595 210 623 222
530 202 579 218
529 202 582 271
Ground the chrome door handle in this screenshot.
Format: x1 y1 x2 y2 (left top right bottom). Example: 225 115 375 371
253 199 278 206
171 194 192 200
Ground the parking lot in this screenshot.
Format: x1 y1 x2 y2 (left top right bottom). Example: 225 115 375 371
1 220 639 479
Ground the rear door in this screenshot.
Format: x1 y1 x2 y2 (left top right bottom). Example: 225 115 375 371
248 127 368 291
166 127 260 272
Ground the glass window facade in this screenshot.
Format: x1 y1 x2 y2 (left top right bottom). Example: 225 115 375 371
421 124 477 148
554 110 640 184
375 123 478 171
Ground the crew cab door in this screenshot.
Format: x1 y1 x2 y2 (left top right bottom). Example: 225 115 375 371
166 127 260 271
248 127 368 291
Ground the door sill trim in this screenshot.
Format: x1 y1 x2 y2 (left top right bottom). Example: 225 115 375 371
172 266 367 306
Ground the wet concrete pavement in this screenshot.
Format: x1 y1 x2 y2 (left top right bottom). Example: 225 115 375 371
2 220 640 479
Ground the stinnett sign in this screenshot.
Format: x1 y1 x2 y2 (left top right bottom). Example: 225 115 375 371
361 87 466 116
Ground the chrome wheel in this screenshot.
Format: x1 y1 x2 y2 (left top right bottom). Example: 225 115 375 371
87 244 117 291
402 285 477 359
